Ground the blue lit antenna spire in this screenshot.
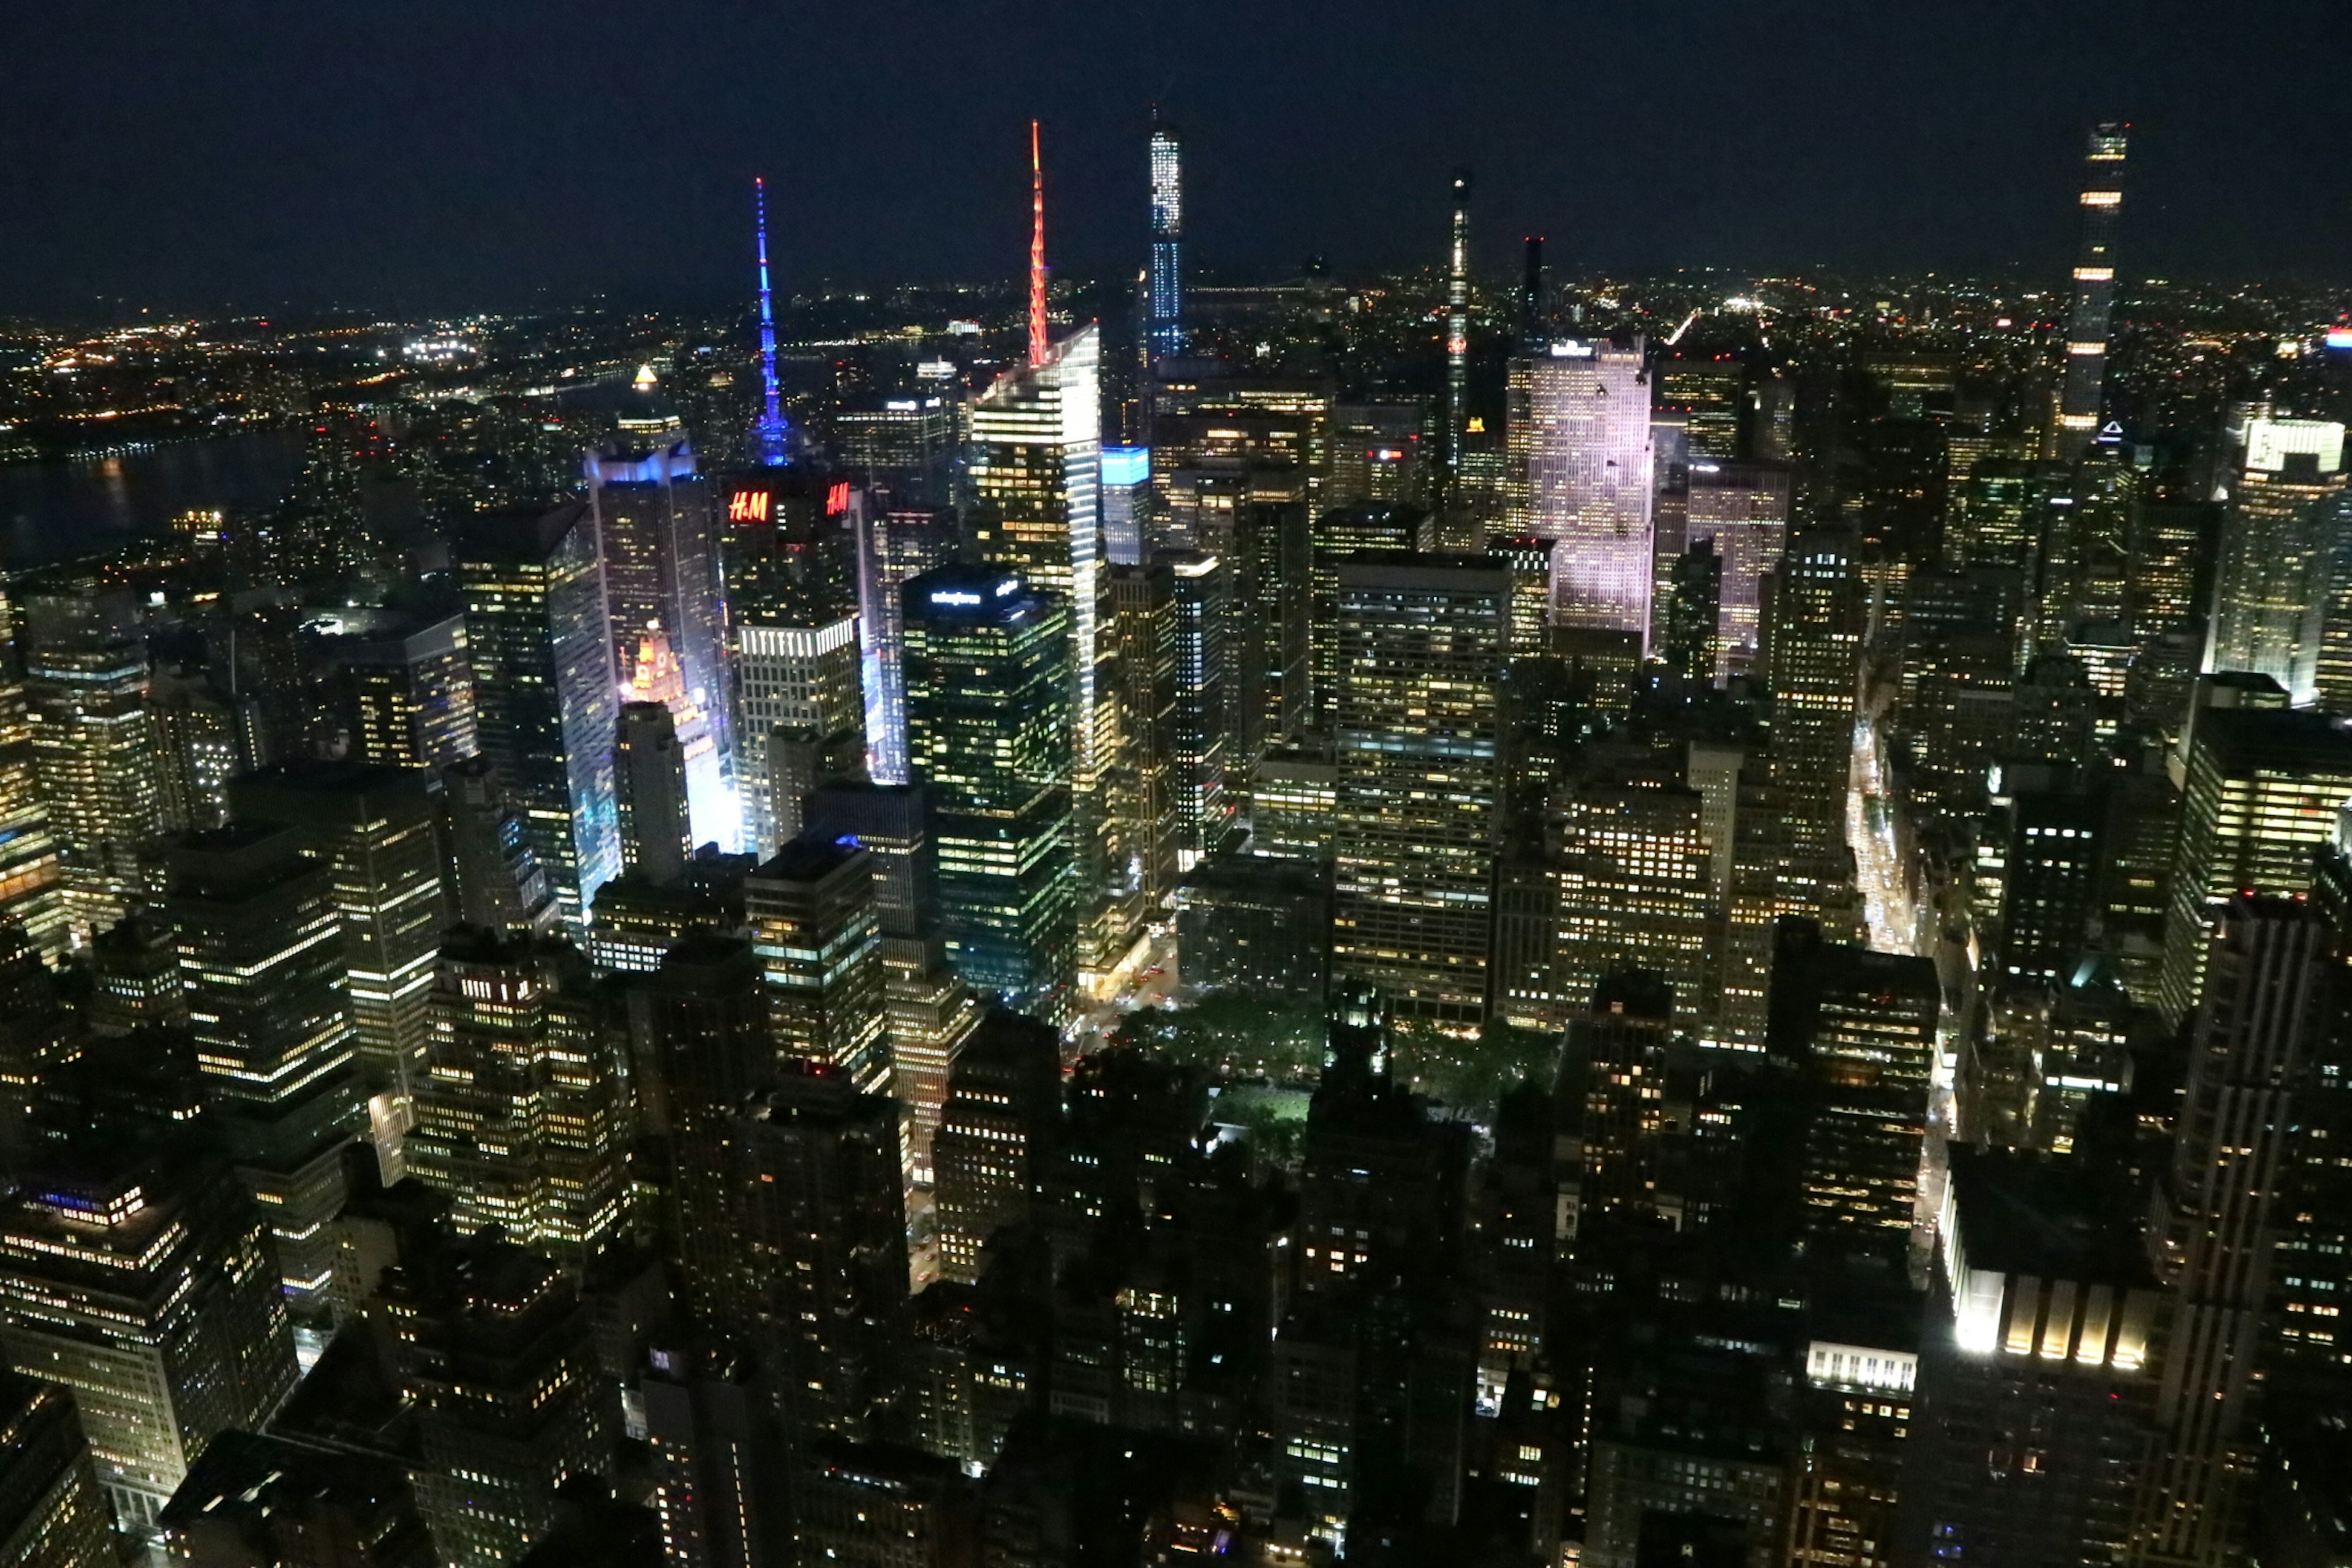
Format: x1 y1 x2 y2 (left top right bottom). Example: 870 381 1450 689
752 176 791 467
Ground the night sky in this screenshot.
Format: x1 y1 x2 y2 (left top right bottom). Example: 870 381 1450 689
4 0 2346 315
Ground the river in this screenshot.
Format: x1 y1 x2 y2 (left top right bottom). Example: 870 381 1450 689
0 428 309 571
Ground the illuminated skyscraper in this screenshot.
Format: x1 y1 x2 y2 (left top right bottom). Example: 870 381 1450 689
902 567 1076 1021
969 323 1118 979
21 587 161 941
2135 898 2326 1566
857 507 954 787
1329 556 1509 1031
2053 123 2128 448
1683 459 1791 681
330 614 477 772
0 1142 297 1533
2158 705 2352 1027
734 1062 908 1443
932 1010 1061 1285
1504 338 1657 646
0 589 62 955
1907 1148 2157 1565
1550 772 1717 1029
163 823 360 1316
1770 920 1939 1242
586 433 735 851
2206 416 2347 704
614 700 692 884
802 782 979 1189
375 1231 612 1568
0 1370 114 1566
1111 560 1180 907
455 503 620 936
1762 529 1864 922
1147 116 1185 366
230 763 450 1178
406 930 627 1272
735 615 865 856
1445 170 1471 482
146 668 250 834
745 837 888 1093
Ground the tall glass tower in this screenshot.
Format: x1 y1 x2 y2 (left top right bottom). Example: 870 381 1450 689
1446 170 1472 481
900 567 1077 1025
455 503 620 936
2054 123 2128 448
968 325 1123 981
1147 118 1185 365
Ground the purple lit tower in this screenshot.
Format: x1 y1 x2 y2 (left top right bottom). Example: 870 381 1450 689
751 176 792 468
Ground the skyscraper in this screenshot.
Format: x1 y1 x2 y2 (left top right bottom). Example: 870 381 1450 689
20 587 161 940
1762 529 1865 923
456 503 620 936
1329 555 1508 1031
900 567 1077 1024
1684 459 1792 681
2135 897 2326 1566
2053 123 2128 448
228 763 449 1178
376 1231 612 1568
328 614 478 772
0 1143 298 1532
0 588 62 956
803 780 979 1191
1445 170 1472 483
968 323 1117 982
734 1063 909 1442
2205 416 2347 704
932 1011 1061 1285
744 837 888 1093
858 506 954 788
0 1370 114 1567
586 429 734 851
734 615 866 856
1504 338 1657 646
1907 1147 2157 1565
1770 921 1940 1242
407 930 628 1272
614 700 693 884
1146 116 1185 366
162 823 361 1316
2159 706 2352 1026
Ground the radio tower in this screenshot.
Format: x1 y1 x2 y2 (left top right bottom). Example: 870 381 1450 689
750 176 791 467
1028 120 1050 368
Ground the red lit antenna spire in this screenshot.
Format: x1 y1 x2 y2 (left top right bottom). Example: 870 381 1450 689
1028 119 1049 368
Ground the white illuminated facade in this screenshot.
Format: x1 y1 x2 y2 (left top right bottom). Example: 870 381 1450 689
1505 337 1656 647
2207 415 2348 703
970 326 1125 969
734 614 865 857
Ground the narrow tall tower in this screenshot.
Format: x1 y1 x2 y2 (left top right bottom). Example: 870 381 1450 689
1147 114 1185 366
750 178 791 467
1519 235 1547 346
1028 120 1050 368
1446 169 1472 479
2054 122 2128 450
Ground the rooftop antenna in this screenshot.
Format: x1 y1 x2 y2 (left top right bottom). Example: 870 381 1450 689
752 176 791 466
1028 121 1049 368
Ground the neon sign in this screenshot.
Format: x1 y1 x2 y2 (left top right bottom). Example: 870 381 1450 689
727 488 772 524
826 480 852 516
